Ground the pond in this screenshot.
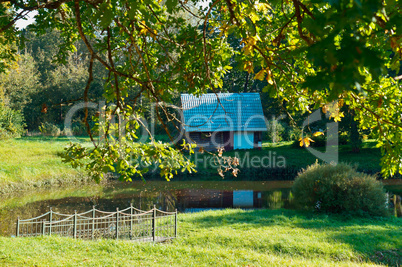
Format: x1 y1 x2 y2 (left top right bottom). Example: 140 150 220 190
0 180 401 236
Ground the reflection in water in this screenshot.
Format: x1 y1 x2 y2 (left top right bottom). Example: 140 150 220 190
233 191 254 208
0 180 400 236
389 194 402 217
176 189 292 212
0 181 293 236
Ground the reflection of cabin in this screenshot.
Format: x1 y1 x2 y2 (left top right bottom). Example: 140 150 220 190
175 189 263 212
181 93 267 151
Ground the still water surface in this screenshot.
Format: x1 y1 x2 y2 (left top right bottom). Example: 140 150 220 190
0 180 401 236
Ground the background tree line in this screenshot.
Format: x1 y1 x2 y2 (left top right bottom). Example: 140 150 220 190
0 28 364 153
0 29 106 136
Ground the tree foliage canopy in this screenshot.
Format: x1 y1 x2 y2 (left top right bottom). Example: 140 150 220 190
1 0 402 179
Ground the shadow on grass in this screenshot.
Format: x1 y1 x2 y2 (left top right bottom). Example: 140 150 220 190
331 229 402 266
186 208 402 265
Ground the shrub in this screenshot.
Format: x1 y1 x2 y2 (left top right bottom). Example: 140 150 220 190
72 122 88 136
266 119 285 143
0 104 26 139
283 126 302 142
39 122 61 137
292 162 388 216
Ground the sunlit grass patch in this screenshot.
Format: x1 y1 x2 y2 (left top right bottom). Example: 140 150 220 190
0 136 92 193
0 209 400 266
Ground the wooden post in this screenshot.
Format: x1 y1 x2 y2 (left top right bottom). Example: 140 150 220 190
92 206 95 240
73 210 77 239
175 209 178 238
130 203 133 240
115 208 119 240
152 205 156 242
42 219 46 236
49 207 52 236
16 217 20 237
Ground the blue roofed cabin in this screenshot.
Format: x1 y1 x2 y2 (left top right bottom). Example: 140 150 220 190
181 93 267 151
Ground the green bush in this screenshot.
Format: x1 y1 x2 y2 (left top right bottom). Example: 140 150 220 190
0 104 26 139
283 126 302 142
72 122 88 136
39 122 61 137
292 162 388 216
266 119 285 143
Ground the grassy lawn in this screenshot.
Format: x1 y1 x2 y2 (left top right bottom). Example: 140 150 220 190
0 136 387 192
184 139 383 180
0 138 399 266
0 136 93 193
0 209 400 266
243 140 381 172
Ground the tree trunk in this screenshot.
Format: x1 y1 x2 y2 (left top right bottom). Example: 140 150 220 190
243 73 249 92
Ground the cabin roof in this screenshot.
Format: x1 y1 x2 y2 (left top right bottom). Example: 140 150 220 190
181 93 267 132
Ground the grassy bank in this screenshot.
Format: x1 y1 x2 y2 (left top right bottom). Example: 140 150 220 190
226 140 382 173
0 136 388 192
0 136 95 194
148 140 384 181
261 140 381 172
0 209 401 266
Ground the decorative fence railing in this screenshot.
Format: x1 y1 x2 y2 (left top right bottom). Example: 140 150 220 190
16 205 177 242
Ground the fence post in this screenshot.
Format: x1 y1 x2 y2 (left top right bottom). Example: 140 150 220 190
16 217 20 237
49 207 52 236
175 209 177 238
42 219 46 236
73 210 77 239
92 206 95 240
152 205 156 242
130 203 133 240
116 208 119 240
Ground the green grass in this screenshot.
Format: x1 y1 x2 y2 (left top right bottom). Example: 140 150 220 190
251 140 381 172
0 209 401 266
0 136 94 193
188 139 383 179
0 136 387 192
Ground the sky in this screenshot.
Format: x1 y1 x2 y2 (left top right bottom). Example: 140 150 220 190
15 11 37 29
